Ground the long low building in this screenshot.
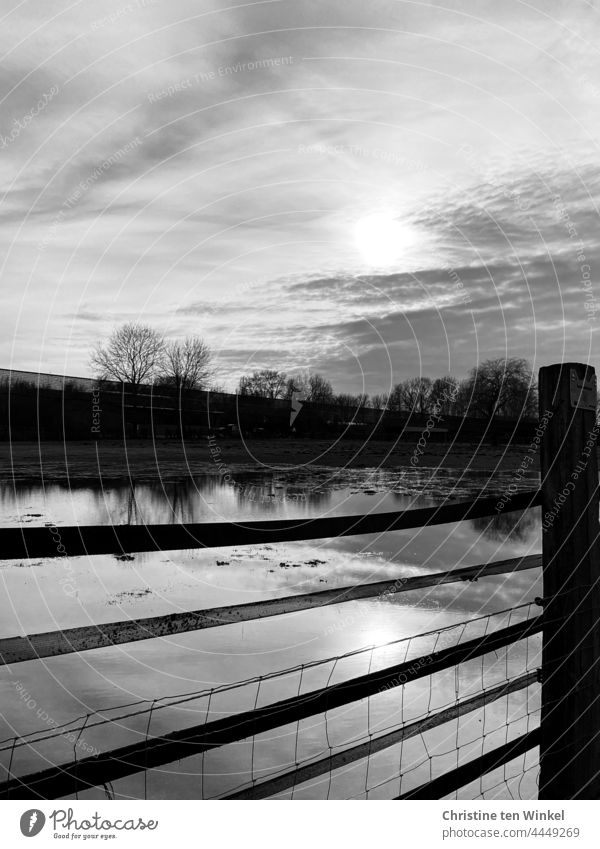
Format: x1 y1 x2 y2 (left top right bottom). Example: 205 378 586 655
0 367 538 443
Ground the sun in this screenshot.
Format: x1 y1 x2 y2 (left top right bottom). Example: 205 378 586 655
354 212 415 267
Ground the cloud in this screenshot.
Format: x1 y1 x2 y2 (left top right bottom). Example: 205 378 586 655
1 1 599 389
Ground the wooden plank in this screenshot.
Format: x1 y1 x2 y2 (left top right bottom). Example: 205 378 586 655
396 729 540 799
0 615 543 799
225 671 539 799
0 490 541 561
0 554 541 666
538 363 600 799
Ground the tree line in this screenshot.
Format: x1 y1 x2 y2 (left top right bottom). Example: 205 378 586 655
236 360 537 419
90 323 538 419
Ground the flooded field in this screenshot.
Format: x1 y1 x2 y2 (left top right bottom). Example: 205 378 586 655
0 464 542 799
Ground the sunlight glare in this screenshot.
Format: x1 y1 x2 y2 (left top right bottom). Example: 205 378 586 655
354 212 416 267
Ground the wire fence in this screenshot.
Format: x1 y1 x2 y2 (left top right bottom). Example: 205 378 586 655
0 602 542 801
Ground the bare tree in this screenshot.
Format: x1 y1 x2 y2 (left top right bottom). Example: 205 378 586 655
333 393 369 410
90 323 164 396
284 371 310 399
159 337 213 393
369 392 390 410
307 373 334 403
284 372 334 404
387 384 404 411
157 337 213 437
453 380 472 416
384 377 459 415
463 357 537 418
400 377 433 414
238 369 287 399
430 375 460 415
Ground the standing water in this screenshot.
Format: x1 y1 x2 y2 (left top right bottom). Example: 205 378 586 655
0 465 541 799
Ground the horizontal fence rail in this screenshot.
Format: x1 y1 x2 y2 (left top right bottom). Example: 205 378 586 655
0 491 541 561
0 554 542 666
0 615 543 799
225 670 539 800
396 729 540 799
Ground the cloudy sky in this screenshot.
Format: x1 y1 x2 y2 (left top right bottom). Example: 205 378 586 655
1 0 600 393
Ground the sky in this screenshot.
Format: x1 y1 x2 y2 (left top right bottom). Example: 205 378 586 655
1 0 600 393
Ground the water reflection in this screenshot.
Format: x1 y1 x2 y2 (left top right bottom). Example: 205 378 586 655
0 473 336 528
470 509 538 544
0 466 543 800
0 465 540 529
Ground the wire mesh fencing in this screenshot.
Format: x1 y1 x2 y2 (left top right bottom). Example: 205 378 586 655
0 601 542 800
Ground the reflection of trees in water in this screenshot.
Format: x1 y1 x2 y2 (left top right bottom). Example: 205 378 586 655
142 478 217 524
162 478 214 524
123 486 142 525
87 479 207 525
471 509 537 543
3 473 337 526
90 474 332 524
0 482 46 518
388 469 496 506
231 474 331 513
84 483 147 525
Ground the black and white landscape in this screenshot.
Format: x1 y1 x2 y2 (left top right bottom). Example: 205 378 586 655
0 1 599 807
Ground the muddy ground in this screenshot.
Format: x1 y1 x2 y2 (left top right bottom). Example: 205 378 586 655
0 438 538 482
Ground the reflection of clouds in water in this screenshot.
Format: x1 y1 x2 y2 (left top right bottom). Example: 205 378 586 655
0 602 540 800
413 569 542 619
470 510 538 544
0 470 544 799
321 508 541 621
0 471 543 629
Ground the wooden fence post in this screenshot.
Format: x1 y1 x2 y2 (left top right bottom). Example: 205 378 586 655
538 362 600 799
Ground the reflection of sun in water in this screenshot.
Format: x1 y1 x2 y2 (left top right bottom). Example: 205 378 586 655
363 628 392 649
354 212 416 267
